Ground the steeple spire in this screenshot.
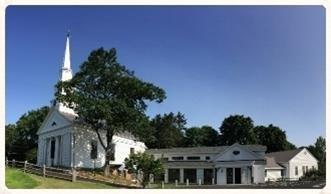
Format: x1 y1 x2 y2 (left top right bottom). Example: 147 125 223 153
55 32 75 115
60 31 72 81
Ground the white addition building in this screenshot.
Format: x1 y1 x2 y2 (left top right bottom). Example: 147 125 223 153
146 143 267 185
265 148 318 181
36 34 146 169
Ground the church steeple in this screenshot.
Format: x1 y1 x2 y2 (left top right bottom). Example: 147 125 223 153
54 32 75 115
60 31 72 81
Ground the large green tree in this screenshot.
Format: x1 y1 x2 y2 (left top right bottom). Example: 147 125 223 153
124 152 163 188
308 136 326 176
219 115 257 145
149 112 186 148
5 106 49 162
184 125 219 147
254 124 296 153
55 48 166 173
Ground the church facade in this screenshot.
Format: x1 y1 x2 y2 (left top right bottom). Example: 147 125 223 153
36 34 146 169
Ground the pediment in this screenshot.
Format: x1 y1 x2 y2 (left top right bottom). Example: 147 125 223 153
37 108 73 134
214 143 261 162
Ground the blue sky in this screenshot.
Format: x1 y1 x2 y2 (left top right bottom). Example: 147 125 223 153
6 6 325 147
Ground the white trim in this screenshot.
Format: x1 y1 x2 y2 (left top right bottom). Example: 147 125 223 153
213 143 262 162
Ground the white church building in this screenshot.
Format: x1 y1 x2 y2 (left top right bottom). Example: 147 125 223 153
36 34 146 169
37 34 318 185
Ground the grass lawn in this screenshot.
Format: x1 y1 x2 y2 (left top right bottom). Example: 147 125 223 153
6 167 39 188
6 167 117 189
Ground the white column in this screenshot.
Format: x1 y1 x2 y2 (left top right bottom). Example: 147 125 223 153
47 138 51 166
54 137 59 166
42 138 46 165
164 169 169 183
180 168 184 183
197 169 204 184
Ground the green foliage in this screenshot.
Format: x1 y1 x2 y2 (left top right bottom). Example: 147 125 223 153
284 141 296 150
25 147 38 163
299 168 325 181
5 106 49 161
5 124 16 157
55 47 166 166
254 124 295 153
219 115 257 145
307 136 326 176
148 112 186 148
184 125 219 147
124 152 163 188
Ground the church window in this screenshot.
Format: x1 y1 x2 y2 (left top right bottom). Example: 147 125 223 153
295 166 298 175
90 140 98 159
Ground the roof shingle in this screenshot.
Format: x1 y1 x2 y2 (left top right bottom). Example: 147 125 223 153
265 149 302 163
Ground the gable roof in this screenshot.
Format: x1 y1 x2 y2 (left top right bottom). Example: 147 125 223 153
37 107 75 135
146 144 266 155
265 156 285 169
265 149 302 163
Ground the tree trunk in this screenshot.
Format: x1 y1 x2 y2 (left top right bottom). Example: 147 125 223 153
103 147 113 176
102 129 114 176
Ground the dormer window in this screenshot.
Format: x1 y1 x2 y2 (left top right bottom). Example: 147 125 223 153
51 121 57 126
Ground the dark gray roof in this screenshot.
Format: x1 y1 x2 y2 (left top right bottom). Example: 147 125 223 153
266 149 302 163
146 144 266 155
265 156 284 169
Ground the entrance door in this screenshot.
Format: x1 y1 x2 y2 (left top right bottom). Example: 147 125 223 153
168 169 180 183
184 169 197 183
226 168 233 184
50 139 55 166
204 169 213 184
235 168 241 184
